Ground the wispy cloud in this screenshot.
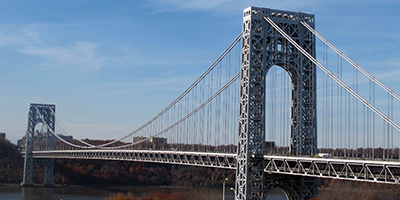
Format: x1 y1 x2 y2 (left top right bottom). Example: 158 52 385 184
145 0 232 12
19 41 104 70
145 0 333 14
0 32 26 46
0 23 106 72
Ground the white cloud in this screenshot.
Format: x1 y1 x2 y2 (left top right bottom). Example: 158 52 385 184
19 41 104 70
0 23 105 71
0 33 25 46
0 24 50 47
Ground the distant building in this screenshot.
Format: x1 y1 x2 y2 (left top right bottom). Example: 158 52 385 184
57 134 73 141
0 132 5 140
133 136 167 144
149 137 167 144
133 136 147 143
17 136 25 150
265 141 275 149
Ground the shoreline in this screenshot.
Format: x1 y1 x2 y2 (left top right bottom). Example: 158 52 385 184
0 182 224 190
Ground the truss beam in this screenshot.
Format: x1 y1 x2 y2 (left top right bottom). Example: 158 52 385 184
28 150 400 185
31 150 237 169
264 155 400 184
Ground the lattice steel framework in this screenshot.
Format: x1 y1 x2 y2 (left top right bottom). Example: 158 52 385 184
29 150 400 185
236 7 317 199
30 150 237 169
22 103 55 186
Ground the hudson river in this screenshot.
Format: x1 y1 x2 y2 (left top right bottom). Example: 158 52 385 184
0 184 286 200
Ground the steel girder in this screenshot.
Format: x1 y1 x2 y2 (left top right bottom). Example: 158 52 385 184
264 156 400 184
22 103 55 186
236 6 317 200
29 150 400 186
31 150 237 169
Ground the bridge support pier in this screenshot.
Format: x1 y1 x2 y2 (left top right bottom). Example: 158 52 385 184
236 7 317 199
265 174 317 200
36 158 55 186
22 103 55 186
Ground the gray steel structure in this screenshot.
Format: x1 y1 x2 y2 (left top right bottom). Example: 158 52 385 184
22 103 55 186
28 150 400 185
236 7 317 199
30 150 237 169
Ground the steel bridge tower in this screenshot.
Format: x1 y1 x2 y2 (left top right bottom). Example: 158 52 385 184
22 103 55 186
236 7 317 200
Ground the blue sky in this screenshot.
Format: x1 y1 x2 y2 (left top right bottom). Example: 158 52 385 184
1 0 400 144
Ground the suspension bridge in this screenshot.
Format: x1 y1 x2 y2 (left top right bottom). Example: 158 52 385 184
21 6 400 200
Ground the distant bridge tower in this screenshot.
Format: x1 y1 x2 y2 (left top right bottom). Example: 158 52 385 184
236 7 317 200
22 103 55 186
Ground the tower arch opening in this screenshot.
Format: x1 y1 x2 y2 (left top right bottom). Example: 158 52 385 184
33 123 48 151
265 65 292 155
265 188 289 200
32 163 45 184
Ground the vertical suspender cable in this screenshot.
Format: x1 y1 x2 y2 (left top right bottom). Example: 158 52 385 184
336 54 340 155
265 17 400 158
391 95 394 159
347 84 351 156
300 21 400 103
331 77 334 154
339 56 343 155
373 83 376 158
322 43 326 150
325 44 329 151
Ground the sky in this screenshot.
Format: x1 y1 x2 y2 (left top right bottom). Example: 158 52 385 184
1 0 400 144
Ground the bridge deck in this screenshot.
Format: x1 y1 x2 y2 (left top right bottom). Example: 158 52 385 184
32 150 237 169
30 150 400 184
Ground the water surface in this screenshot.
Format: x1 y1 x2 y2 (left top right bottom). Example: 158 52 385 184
0 184 286 200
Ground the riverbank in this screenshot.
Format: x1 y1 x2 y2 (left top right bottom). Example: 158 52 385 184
0 184 240 200
0 184 288 200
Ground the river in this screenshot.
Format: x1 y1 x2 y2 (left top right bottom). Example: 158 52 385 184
0 184 287 200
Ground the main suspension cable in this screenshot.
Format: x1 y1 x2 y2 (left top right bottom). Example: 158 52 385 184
300 21 400 103
264 16 400 132
46 33 242 149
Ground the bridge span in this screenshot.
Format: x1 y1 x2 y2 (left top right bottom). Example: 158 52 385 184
30 150 400 185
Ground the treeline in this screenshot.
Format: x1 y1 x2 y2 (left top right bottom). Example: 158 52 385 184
0 138 235 187
317 178 400 200
105 189 222 200
0 138 24 183
53 159 235 187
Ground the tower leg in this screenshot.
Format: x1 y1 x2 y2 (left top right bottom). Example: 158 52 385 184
36 158 55 186
265 174 317 200
22 153 34 186
21 103 56 187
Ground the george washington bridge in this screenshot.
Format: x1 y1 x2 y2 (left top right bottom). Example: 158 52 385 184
21 6 400 200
